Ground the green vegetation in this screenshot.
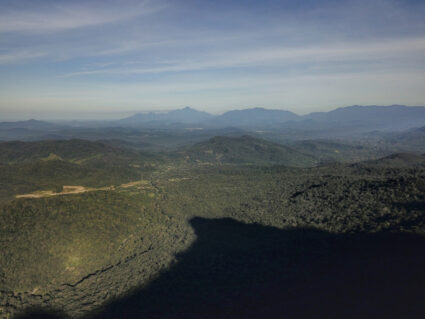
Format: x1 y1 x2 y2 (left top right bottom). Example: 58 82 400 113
0 189 164 292
289 140 388 163
175 135 318 167
0 140 161 202
0 138 424 318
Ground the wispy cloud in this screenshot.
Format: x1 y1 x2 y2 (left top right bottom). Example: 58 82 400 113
1 0 425 115
0 0 164 33
60 37 425 77
0 50 46 64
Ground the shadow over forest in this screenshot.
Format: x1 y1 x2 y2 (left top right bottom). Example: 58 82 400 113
18 217 425 319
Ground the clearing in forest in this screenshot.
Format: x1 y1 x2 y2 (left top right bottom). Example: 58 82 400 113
16 185 114 199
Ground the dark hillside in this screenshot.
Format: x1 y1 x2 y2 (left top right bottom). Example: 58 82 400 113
16 218 425 319
87 219 425 319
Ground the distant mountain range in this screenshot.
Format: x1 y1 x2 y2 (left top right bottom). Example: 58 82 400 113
115 105 425 132
210 108 300 127
0 119 61 140
115 107 213 126
305 105 425 131
116 107 300 127
0 119 56 129
2 105 425 144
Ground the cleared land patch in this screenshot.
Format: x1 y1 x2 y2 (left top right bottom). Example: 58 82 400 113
120 180 150 188
16 185 114 198
15 180 156 199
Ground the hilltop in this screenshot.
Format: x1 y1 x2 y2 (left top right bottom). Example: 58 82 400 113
0 139 133 164
0 140 160 202
116 107 213 126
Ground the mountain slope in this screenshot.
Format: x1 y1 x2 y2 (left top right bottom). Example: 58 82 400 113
290 140 388 163
177 135 318 167
209 107 301 127
306 105 425 131
0 139 130 164
114 105 425 132
0 140 160 202
354 153 425 168
384 125 425 152
116 107 213 126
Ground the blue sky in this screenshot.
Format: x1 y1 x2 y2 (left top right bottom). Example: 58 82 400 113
1 0 425 119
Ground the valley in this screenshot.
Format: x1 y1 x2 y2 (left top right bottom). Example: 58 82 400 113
0 106 424 318
0 135 424 318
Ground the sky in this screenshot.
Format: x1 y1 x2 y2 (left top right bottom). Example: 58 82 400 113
1 0 425 120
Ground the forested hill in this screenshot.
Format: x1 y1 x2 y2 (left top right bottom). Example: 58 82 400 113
0 140 161 203
176 135 318 167
0 139 136 163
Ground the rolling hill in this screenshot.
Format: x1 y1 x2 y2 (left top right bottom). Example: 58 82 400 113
290 140 388 163
0 140 160 202
177 135 318 167
384 125 425 152
0 139 131 164
353 153 425 168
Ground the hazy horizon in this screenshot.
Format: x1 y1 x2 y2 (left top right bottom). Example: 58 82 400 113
1 104 425 122
1 0 425 117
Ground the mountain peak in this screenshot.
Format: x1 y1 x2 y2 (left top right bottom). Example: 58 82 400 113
117 107 212 126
